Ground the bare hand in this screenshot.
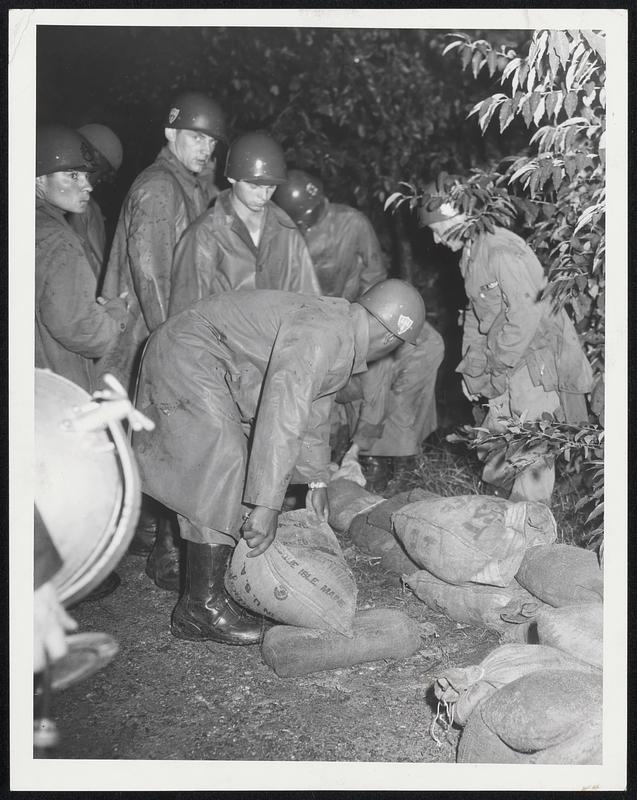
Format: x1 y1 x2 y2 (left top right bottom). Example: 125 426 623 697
242 505 279 557
34 581 78 673
305 487 329 523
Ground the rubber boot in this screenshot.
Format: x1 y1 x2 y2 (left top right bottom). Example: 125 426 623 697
145 514 181 592
359 455 394 494
128 499 159 556
171 541 268 645
391 455 419 484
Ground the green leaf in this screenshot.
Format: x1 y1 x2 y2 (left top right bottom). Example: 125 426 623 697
551 165 563 192
471 50 483 79
461 45 473 71
564 90 578 117
533 95 546 127
499 99 514 133
522 96 534 127
487 48 498 77
554 31 571 67
546 91 559 120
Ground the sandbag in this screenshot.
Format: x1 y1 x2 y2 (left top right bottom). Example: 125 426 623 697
515 543 604 607
480 669 603 756
535 603 603 668
405 570 543 632
393 495 557 587
458 696 602 765
350 514 397 556
434 643 597 727
380 543 419 576
326 478 384 533
261 607 421 677
366 488 438 532
226 510 357 636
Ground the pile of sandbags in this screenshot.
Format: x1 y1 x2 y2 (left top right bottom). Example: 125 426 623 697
389 494 557 635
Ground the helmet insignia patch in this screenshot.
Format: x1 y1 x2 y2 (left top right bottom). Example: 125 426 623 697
168 107 180 124
306 182 319 196
396 314 414 335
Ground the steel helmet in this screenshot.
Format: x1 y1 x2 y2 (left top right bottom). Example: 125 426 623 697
225 132 287 185
272 169 328 229
78 124 123 171
36 124 97 177
417 173 462 227
165 92 227 142
357 279 426 345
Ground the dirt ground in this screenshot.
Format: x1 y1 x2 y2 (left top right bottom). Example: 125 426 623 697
48 507 500 763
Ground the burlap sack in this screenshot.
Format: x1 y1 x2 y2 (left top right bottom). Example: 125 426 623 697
405 570 543 632
393 495 557 587
480 669 603 756
535 603 603 668
434 643 597 726
326 478 384 533
261 607 421 677
515 544 604 606
226 510 357 636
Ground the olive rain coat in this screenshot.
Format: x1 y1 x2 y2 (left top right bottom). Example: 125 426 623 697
304 202 444 454
133 290 369 540
303 203 387 300
35 198 127 393
340 322 445 456
68 197 107 282
168 189 320 316
457 227 593 419
98 146 213 391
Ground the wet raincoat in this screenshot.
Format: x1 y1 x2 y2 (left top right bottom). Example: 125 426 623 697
340 322 445 456
35 198 127 393
133 290 369 542
304 203 386 300
168 189 320 316
68 197 107 282
98 146 213 391
304 203 444 454
457 227 593 421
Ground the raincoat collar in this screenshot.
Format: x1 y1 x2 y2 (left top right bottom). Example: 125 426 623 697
36 196 71 225
349 303 370 375
156 145 206 193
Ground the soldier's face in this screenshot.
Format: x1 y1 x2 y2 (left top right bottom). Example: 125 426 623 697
168 129 217 173
230 180 276 213
36 170 93 214
429 219 464 252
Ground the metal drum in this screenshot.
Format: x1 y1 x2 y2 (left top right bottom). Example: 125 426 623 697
35 368 141 605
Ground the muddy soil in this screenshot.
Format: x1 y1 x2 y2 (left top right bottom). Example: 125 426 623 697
50 519 500 763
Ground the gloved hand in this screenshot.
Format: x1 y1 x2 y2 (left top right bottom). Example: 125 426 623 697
242 505 279 557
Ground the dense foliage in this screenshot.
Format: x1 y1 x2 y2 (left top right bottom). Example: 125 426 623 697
386 29 606 544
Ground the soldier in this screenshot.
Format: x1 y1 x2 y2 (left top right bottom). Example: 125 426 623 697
98 91 227 392
273 170 444 491
35 124 128 394
133 281 426 645
169 132 319 316
68 124 124 285
419 177 594 503
98 92 227 560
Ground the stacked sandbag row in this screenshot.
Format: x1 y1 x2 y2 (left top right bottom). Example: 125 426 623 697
431 616 603 764
227 509 422 677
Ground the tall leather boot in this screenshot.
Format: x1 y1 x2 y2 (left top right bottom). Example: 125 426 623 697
359 455 394 494
171 541 268 645
128 497 159 556
145 513 181 592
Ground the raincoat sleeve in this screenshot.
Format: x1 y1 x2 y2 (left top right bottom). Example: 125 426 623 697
244 317 341 509
39 236 126 359
357 214 388 292
351 357 393 446
125 180 181 331
489 246 545 369
292 394 335 484
169 219 221 316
